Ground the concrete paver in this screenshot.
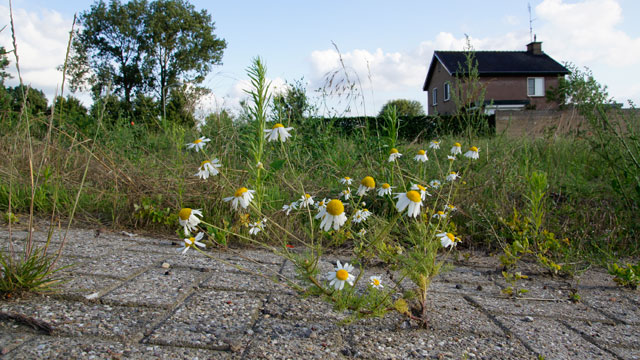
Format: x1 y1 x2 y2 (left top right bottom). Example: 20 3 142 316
0 226 638 359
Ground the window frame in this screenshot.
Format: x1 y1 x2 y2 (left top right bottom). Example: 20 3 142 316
527 77 545 97
443 82 450 102
432 87 438 105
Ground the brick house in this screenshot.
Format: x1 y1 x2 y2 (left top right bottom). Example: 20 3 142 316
423 42 569 115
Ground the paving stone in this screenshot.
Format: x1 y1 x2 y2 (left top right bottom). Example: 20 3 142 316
565 319 640 349
146 289 262 350
495 315 615 359
243 317 344 359
0 321 37 356
574 268 618 288
469 294 608 321
101 267 203 307
610 345 640 360
61 252 165 279
261 292 351 322
202 269 295 294
426 292 504 335
5 335 231 359
0 296 165 340
345 321 531 359
580 287 640 325
56 274 122 297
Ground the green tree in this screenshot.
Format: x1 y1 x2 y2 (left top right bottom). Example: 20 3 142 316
378 99 424 118
67 0 148 104
0 46 11 85
546 63 612 108
145 0 226 112
272 78 311 123
53 95 91 132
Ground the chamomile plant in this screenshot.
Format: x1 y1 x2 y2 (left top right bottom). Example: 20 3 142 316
174 57 482 327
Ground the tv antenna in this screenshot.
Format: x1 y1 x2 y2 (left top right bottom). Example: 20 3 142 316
528 3 536 42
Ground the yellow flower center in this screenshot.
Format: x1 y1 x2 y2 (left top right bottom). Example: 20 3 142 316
200 160 210 167
178 208 192 221
193 138 202 144
361 176 375 188
470 146 478 152
454 142 461 147
417 150 426 155
437 211 445 216
344 177 350 180
305 194 311 199
432 140 439 144
382 183 391 189
235 187 248 197
363 208 369 212
372 278 380 286
336 269 349 281
272 123 284 129
406 190 421 203
450 171 457 175
446 233 455 241
390 148 399 154
417 185 426 191
326 199 344 216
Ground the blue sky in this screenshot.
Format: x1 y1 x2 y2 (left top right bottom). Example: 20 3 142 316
3 0 640 116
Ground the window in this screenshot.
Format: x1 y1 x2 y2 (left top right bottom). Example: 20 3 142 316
443 82 450 101
432 88 438 105
527 77 545 97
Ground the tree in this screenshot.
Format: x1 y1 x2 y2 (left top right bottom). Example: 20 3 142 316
0 46 11 85
144 0 226 111
67 0 148 104
546 63 612 109
66 0 226 118
378 99 424 118
272 78 311 123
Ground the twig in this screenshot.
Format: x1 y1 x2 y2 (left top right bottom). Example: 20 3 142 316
0 311 54 334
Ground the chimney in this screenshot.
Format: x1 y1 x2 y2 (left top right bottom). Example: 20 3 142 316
526 40 543 55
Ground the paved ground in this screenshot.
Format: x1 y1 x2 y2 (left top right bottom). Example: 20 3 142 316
0 225 638 359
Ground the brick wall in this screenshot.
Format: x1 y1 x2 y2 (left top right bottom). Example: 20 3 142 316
494 108 638 137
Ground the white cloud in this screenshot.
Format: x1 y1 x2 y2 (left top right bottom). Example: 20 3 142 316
0 6 75 101
535 0 640 67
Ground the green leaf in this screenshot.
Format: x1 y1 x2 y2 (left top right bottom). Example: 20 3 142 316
270 159 285 171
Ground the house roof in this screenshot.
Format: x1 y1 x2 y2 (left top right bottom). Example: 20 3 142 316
423 50 570 91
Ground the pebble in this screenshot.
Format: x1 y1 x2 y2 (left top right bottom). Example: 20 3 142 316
161 262 170 269
522 316 534 322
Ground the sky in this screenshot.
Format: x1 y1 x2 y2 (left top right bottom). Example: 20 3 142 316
2 0 640 118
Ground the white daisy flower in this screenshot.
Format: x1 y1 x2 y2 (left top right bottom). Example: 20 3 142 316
437 232 461 249
340 188 351 200
223 187 255 211
464 146 479 160
369 275 383 289
264 123 293 142
319 199 348 231
315 198 327 210
178 208 203 235
394 190 423 218
388 148 402 162
248 218 267 235
377 183 394 197
357 176 376 196
357 228 367 237
433 211 447 219
414 149 428 162
352 209 372 223
186 136 210 152
299 193 315 207
340 177 353 185
180 232 206 254
410 184 430 200
445 204 457 212
446 171 460 182
195 159 222 179
451 142 462 155
429 140 440 149
447 155 456 161
282 201 298 215
326 260 355 290
429 179 441 189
